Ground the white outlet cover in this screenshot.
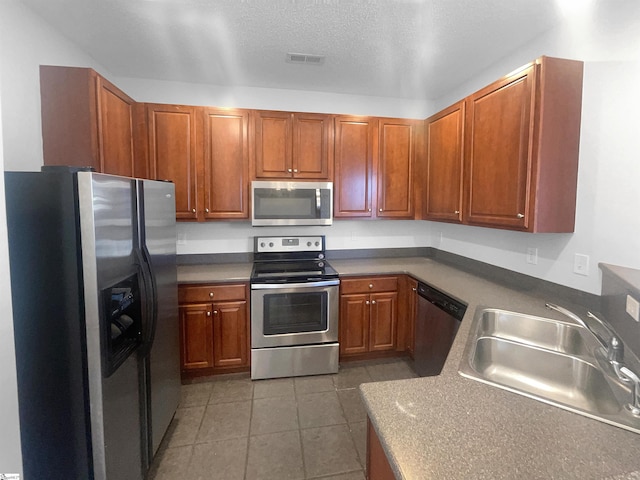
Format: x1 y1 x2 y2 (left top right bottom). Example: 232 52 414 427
526 247 538 265
626 295 640 322
573 253 590 276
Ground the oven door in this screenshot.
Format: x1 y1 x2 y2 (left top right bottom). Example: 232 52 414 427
251 280 339 348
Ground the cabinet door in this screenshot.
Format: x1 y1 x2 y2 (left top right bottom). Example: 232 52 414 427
203 108 249 219
96 76 136 177
147 104 199 220
254 110 292 178
292 113 333 179
369 292 397 352
334 116 377 218
377 119 415 218
212 300 249 368
406 278 418 357
340 294 370 355
179 303 214 371
464 64 536 229
424 102 464 222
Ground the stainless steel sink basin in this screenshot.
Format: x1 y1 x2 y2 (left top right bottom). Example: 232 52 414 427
459 308 640 434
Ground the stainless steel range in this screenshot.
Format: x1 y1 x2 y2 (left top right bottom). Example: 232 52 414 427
250 235 339 380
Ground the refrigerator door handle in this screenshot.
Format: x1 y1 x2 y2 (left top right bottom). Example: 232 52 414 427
134 246 157 356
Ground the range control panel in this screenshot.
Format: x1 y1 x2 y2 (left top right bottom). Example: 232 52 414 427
254 236 325 254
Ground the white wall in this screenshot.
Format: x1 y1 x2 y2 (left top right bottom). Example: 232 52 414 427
114 76 431 119
0 1 109 172
422 1 640 295
176 220 430 255
0 70 24 476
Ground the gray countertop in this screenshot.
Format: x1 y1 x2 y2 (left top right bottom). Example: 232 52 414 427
177 256 640 479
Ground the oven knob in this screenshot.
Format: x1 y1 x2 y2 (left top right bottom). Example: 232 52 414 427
269 242 274 247
315 241 320 246
260 242 265 248
318 262 324 267
307 241 312 247
318 253 325 259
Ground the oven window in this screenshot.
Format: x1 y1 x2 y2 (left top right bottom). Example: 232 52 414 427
254 188 318 219
263 291 328 335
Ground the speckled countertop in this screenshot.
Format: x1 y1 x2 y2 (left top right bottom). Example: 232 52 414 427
177 257 640 479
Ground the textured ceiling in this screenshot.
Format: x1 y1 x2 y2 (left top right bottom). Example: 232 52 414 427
19 0 565 100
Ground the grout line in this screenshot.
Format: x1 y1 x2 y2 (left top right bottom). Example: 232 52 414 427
242 385 255 480
293 376 309 479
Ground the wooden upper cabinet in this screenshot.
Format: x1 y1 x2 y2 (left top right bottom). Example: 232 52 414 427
202 108 250 219
253 110 332 179
463 56 583 232
377 119 416 219
146 104 199 221
334 116 378 218
424 102 464 223
40 66 143 177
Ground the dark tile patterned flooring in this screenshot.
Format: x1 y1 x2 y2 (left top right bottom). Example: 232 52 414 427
148 358 417 480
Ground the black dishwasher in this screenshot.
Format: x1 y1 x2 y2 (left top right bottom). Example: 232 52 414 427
414 282 467 377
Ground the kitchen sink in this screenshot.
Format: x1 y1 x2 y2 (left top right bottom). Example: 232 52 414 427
459 308 640 434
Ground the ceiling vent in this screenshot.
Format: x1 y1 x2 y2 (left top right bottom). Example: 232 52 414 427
286 53 326 66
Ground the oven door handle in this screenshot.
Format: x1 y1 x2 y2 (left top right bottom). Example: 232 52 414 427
251 279 340 290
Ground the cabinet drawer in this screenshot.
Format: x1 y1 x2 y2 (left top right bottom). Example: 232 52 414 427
179 284 247 303
340 276 398 294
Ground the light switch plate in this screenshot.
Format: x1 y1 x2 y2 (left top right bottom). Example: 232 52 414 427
573 253 589 276
626 295 640 322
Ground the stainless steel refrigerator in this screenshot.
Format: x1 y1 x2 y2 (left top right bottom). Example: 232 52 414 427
5 167 181 480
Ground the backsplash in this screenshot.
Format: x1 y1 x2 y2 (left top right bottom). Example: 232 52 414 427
600 264 640 361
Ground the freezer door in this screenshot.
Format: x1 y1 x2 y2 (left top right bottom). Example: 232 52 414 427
139 179 181 459
78 172 144 480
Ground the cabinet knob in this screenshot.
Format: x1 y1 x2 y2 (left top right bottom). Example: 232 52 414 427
293 169 298 173
379 208 383 212
209 292 214 298
366 300 370 305
213 310 218 314
412 287 417 291
206 311 211 317
371 300 376 305
454 210 460 214
369 284 373 289
288 168 292 173
205 208 209 213
368 208 371 212
517 213 525 218
192 208 196 213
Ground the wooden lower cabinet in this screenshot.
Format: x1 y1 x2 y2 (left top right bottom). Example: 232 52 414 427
367 417 396 480
339 276 399 359
179 283 250 378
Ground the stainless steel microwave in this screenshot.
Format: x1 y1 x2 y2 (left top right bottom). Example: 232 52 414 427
251 181 333 226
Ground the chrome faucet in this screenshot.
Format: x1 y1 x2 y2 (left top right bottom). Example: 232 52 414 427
545 303 626 378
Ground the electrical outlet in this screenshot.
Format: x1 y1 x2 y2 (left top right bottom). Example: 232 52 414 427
526 247 538 265
626 295 640 322
573 253 589 276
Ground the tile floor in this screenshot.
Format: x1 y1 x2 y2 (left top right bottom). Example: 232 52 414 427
148 358 418 480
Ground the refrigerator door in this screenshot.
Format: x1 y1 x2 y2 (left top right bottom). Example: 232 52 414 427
138 179 180 459
78 172 144 480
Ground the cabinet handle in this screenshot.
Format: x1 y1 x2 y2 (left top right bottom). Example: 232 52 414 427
206 311 211 317
209 292 214 298
517 213 525 218
288 168 292 173
412 287 417 291
192 208 196 213
369 284 373 289
366 300 370 305
371 300 376 305
454 210 460 214
293 169 298 173
205 208 209 213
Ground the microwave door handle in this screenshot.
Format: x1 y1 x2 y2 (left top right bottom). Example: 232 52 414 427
316 189 321 218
